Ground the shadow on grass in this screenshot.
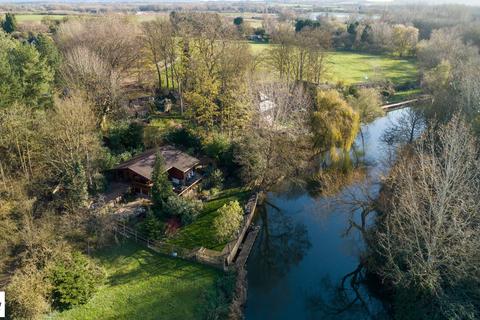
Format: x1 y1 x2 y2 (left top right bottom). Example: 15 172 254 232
94 241 218 287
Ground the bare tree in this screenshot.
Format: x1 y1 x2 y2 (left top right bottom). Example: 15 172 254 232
267 27 330 84
56 16 140 73
235 81 312 192
141 19 177 91
61 46 120 129
372 116 480 319
56 16 140 128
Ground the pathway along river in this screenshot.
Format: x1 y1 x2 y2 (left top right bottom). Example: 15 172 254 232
245 109 409 320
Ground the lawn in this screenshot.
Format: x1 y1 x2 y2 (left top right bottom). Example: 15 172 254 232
49 241 220 320
167 187 251 251
326 51 418 85
249 43 418 86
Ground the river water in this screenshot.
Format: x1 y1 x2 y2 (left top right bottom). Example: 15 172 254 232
245 109 407 320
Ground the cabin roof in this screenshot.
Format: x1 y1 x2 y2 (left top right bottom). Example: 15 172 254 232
114 145 200 181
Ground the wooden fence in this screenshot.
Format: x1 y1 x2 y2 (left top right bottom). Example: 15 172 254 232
115 222 225 269
114 192 260 270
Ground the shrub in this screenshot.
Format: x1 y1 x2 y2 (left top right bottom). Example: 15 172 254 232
203 168 224 190
202 133 236 169
49 251 105 310
142 124 164 148
140 209 165 239
106 122 144 155
213 201 244 242
202 133 230 161
166 127 201 151
165 196 203 225
6 264 51 320
199 272 236 320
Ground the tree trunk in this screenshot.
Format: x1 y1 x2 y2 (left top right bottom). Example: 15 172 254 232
164 60 170 89
155 62 162 90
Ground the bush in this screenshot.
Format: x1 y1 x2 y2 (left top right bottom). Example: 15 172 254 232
49 251 105 310
166 127 201 152
202 133 236 169
142 124 164 148
165 196 203 225
202 133 230 161
106 122 144 155
199 272 236 320
140 209 165 239
203 168 224 190
213 201 244 242
6 264 51 320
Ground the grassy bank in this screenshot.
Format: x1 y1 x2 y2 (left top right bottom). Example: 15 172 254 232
167 187 251 251
49 241 220 320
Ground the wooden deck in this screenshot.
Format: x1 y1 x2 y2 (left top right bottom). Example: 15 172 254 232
381 96 430 112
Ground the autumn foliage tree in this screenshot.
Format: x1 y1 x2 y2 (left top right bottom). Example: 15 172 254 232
311 90 360 163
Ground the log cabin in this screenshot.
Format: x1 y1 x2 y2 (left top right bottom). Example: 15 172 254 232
112 145 202 195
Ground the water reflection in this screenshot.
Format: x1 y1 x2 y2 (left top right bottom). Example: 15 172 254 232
248 206 311 291
246 109 409 320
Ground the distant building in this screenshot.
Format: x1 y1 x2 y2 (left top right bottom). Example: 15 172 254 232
112 145 202 195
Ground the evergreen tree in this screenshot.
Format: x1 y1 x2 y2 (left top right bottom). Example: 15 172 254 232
49 251 105 310
2 13 17 33
233 17 243 26
151 152 175 214
0 34 54 109
142 209 165 239
63 162 89 211
34 33 61 84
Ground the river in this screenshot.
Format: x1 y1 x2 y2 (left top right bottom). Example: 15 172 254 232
245 109 407 320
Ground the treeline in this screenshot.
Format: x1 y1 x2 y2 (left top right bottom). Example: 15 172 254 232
0 18 118 319
288 17 419 57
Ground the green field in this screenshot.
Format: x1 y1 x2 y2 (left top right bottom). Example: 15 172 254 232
49 241 220 320
167 187 251 251
14 14 68 22
326 51 418 85
249 43 418 85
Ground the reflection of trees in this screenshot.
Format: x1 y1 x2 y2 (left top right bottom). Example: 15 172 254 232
248 205 311 290
381 108 424 146
307 166 368 198
306 263 388 320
